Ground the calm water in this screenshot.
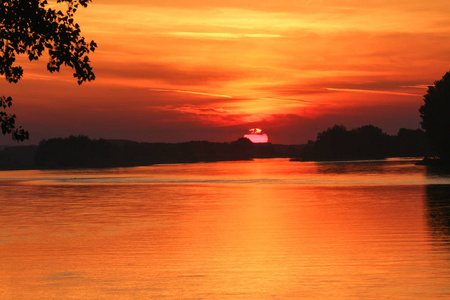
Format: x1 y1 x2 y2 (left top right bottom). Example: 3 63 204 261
1 158 450 299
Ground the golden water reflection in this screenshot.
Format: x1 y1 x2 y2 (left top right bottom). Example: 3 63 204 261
1 159 450 299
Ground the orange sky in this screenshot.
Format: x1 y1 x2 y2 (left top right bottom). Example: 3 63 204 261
2 0 450 144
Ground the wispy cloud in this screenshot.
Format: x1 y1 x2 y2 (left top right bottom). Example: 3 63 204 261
150 95 312 126
325 88 422 96
400 84 430 89
259 97 309 104
168 32 283 40
148 88 233 98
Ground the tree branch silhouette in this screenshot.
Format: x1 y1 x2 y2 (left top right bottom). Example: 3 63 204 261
1 0 96 141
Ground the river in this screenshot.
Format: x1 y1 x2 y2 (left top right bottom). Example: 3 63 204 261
1 158 450 299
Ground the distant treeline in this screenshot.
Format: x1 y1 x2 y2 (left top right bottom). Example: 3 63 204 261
0 145 38 169
298 125 434 161
0 126 434 170
34 136 258 169
0 136 300 170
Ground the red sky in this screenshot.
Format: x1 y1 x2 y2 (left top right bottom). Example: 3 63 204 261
3 0 450 144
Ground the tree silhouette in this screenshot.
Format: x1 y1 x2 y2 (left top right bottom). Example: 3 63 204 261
296 124 431 161
314 125 353 160
419 71 450 161
1 0 96 141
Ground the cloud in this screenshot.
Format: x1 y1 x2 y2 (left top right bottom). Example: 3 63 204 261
148 95 313 127
148 88 233 98
168 32 283 40
325 88 422 97
94 61 240 87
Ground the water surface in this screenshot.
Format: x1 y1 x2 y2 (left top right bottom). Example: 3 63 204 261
1 158 450 299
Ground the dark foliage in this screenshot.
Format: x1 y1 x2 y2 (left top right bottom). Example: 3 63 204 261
394 128 430 157
419 71 450 162
1 0 96 141
298 125 433 161
35 135 110 168
0 95 28 141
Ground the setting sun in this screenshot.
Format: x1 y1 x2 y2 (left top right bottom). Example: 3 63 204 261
244 128 269 143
